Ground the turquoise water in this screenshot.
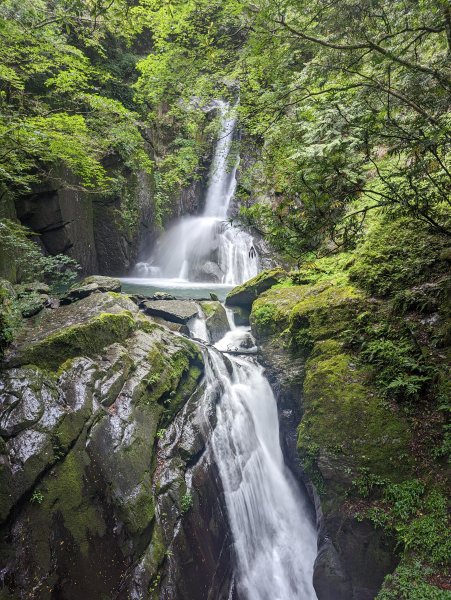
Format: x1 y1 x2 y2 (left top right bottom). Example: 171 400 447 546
121 277 234 301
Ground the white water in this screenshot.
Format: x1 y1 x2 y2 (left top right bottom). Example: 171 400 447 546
204 325 317 600
132 99 317 598
134 101 259 286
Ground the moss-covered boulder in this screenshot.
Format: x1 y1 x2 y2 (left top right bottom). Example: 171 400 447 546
250 277 410 599
0 290 207 599
200 301 229 342
225 268 288 309
61 275 121 304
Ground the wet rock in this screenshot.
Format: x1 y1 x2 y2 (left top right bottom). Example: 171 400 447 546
199 260 224 282
314 539 352 600
225 268 288 309
142 299 199 324
61 275 121 304
151 291 176 300
229 305 250 326
200 301 230 343
150 316 190 335
0 290 206 599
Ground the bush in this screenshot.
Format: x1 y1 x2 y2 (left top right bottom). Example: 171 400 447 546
0 219 80 293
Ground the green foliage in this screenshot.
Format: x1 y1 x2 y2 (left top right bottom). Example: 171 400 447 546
0 0 152 195
251 303 277 329
358 480 450 571
349 217 449 296
30 490 44 504
377 562 450 600
180 492 193 514
0 220 80 292
0 280 20 357
360 338 431 401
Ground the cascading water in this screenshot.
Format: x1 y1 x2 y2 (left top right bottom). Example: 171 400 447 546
133 101 259 286
128 99 318 598
201 322 318 600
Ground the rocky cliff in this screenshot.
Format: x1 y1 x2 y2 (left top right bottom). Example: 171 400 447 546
0 280 233 599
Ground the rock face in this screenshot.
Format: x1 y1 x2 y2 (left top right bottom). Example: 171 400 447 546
0 290 233 599
250 279 406 600
225 268 288 309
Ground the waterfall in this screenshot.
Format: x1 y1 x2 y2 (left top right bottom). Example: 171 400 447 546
134 101 259 286
203 323 318 600
128 99 318 598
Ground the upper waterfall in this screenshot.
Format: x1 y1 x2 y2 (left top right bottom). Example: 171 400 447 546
203 100 237 218
133 101 259 286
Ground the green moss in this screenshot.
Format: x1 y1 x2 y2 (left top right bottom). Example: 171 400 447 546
376 560 450 599
21 310 137 369
251 278 363 342
226 268 288 307
298 340 411 488
349 217 449 296
139 337 203 428
35 442 106 556
200 301 217 317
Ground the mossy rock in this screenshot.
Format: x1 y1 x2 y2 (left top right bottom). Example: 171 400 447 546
251 279 363 341
225 268 288 309
17 310 138 370
200 301 229 343
61 275 121 304
298 339 411 511
349 217 449 296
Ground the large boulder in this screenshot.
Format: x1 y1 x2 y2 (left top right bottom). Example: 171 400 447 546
61 275 121 304
200 301 230 343
0 290 210 599
225 268 288 309
142 299 199 324
250 278 407 599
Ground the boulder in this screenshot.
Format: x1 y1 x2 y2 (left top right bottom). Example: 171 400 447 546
199 261 224 282
229 305 250 326
142 299 199 324
250 278 406 599
151 291 176 300
61 275 121 304
200 301 230 343
0 290 206 599
150 315 190 336
225 268 288 309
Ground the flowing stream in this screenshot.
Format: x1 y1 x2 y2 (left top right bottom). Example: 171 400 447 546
133 102 318 598
206 321 318 599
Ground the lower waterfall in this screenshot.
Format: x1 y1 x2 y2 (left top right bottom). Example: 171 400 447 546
199 320 318 599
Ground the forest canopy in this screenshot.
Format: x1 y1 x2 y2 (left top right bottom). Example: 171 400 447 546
1 0 450 259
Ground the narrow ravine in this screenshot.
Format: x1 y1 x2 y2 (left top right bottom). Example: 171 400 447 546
133 102 319 598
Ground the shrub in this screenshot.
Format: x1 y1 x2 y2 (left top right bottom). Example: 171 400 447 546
180 493 193 514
